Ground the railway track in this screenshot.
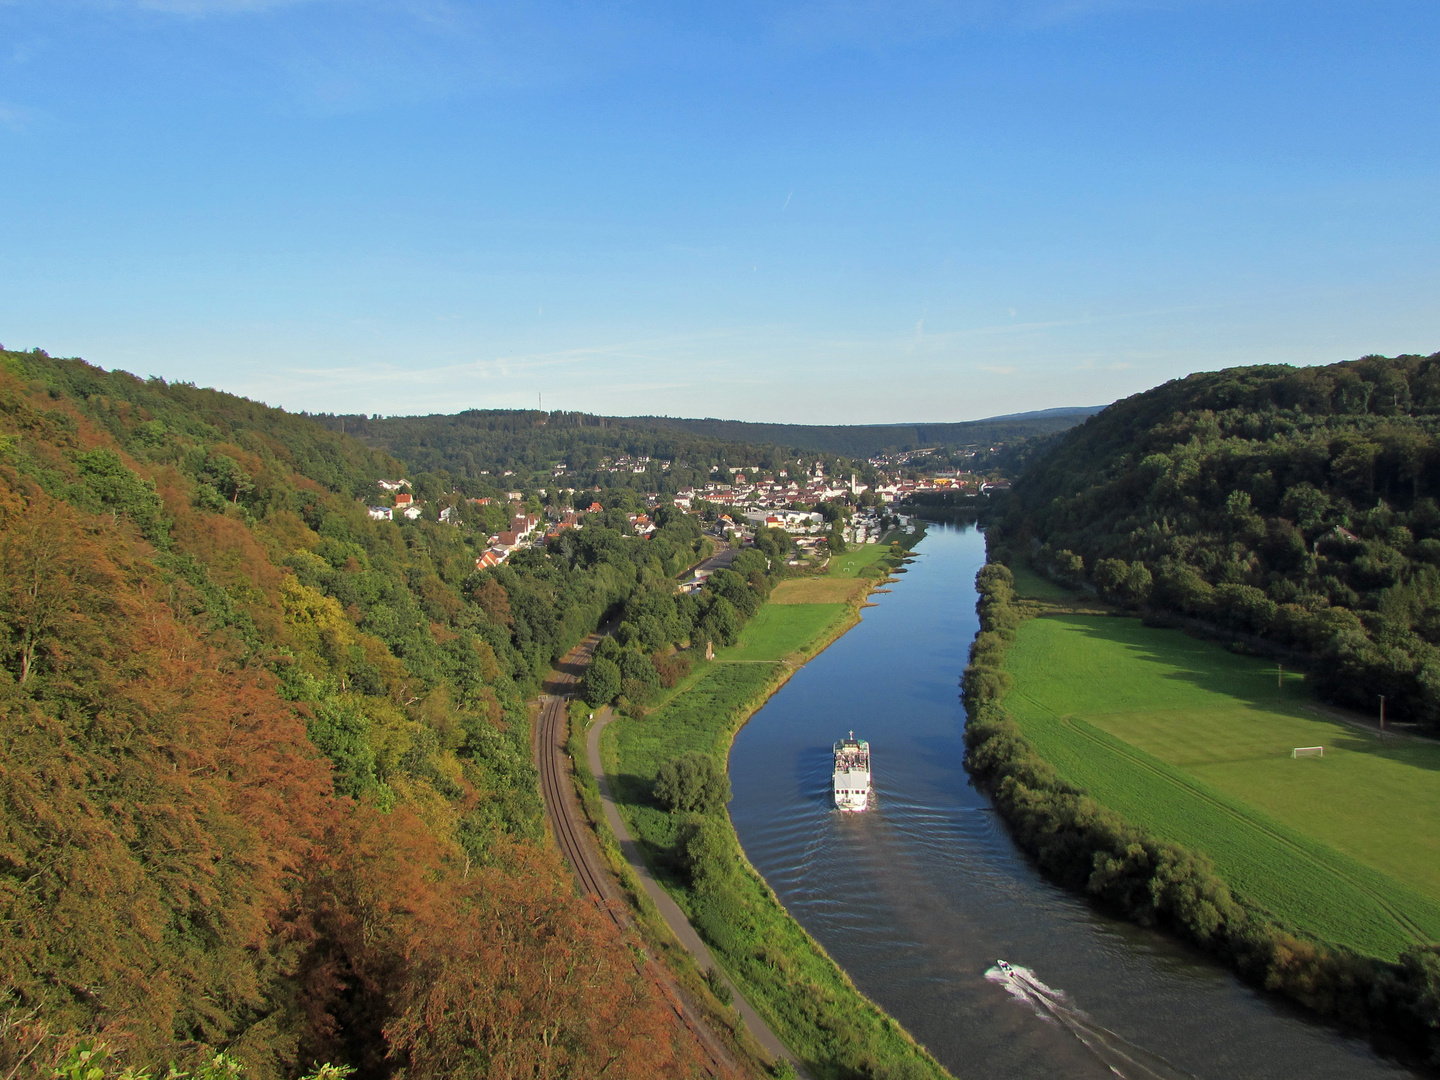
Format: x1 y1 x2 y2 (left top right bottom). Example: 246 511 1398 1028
534 637 741 1079
535 638 617 914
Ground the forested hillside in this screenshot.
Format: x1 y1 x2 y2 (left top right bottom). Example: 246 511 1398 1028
0 349 722 1079
631 406 1100 458
1004 352 1440 728
310 406 1097 494
308 409 798 494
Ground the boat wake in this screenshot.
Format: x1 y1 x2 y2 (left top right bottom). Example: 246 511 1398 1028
986 964 1196 1080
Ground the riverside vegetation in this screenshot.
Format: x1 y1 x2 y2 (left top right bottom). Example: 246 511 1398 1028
597 537 954 1080
963 557 1440 1063
968 352 1440 1061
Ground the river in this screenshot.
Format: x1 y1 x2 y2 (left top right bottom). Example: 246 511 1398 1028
727 523 1417 1080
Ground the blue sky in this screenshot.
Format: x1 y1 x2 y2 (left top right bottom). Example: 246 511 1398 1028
1 0 1437 423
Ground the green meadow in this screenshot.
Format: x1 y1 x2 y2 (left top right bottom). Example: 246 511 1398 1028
720 601 849 662
1002 610 1440 959
827 540 900 577
1007 560 1081 603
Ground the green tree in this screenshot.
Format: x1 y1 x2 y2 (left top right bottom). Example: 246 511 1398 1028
74 449 169 543
581 656 621 706
653 752 731 814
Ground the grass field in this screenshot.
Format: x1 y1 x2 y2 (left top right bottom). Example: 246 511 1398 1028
1008 561 1085 603
1004 612 1440 959
720 601 851 663
769 577 868 604
827 540 901 577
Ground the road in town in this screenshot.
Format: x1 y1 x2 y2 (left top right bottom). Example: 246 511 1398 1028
688 541 739 578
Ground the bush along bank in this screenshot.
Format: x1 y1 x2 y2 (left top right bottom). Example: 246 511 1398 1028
606 533 953 1080
962 559 1440 1065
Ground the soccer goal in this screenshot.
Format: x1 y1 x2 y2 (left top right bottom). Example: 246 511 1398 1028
1292 746 1325 759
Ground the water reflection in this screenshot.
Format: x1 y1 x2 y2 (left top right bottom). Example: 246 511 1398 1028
727 524 1413 1080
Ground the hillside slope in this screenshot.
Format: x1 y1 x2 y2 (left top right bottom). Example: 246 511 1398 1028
0 349 719 1080
626 407 1100 458
309 406 1099 494
1005 351 1440 727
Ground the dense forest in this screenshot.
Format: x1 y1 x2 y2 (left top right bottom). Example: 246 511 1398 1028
1003 352 1440 728
308 407 1096 495
307 409 810 495
617 407 1099 459
0 349 727 1079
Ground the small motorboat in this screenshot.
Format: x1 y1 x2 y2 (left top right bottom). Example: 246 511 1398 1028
996 960 1013 974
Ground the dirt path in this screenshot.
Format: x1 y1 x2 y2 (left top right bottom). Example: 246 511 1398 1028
586 709 807 1077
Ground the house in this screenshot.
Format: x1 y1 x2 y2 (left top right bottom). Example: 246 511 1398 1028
547 513 581 538
377 479 410 492
395 493 414 506
401 504 423 520
586 501 603 513
439 506 455 524
495 530 521 549
367 506 393 521
475 551 502 570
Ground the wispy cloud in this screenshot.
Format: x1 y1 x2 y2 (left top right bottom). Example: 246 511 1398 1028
0 101 37 130
977 364 1017 374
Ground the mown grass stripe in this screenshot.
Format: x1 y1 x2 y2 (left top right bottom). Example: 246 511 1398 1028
1004 611 1440 960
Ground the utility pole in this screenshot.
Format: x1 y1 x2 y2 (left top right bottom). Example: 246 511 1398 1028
1380 695 1386 732
1277 663 1283 691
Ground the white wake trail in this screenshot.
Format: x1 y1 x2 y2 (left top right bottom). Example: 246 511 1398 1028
986 965 1196 1080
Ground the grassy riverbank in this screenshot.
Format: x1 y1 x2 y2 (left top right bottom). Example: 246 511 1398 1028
601 534 955 1080
1004 609 1440 960
963 557 1440 1060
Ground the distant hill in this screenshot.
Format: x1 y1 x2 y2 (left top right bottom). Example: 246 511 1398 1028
622 406 1104 459
314 405 1104 491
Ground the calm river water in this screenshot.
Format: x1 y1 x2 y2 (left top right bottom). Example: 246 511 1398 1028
728 523 1416 1080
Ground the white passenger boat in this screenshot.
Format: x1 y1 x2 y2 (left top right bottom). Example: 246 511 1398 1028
833 732 871 812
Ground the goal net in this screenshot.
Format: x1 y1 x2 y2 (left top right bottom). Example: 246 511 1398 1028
1292 746 1324 758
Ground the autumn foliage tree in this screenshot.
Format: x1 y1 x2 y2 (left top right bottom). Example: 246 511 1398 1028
0 351 722 1080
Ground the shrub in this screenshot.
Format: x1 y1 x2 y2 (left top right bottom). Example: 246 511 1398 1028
652 650 692 689
654 752 731 814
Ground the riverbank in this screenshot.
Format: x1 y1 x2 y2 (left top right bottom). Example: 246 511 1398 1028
962 556 1440 1065
600 533 956 1080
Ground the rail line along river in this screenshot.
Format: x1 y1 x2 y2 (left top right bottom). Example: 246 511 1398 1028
727 523 1417 1080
